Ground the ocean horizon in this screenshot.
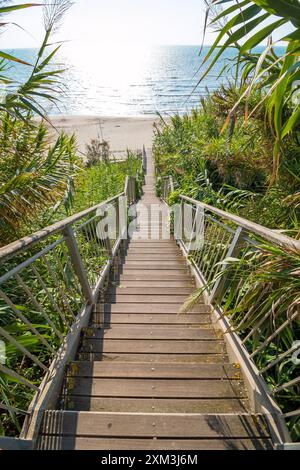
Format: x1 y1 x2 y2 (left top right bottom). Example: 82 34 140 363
5 44 285 117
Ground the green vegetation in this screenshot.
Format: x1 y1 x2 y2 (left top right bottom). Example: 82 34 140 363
72 152 143 214
154 0 300 441
0 3 144 437
201 0 300 183
154 93 300 231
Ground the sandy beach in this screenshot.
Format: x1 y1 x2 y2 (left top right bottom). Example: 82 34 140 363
49 115 161 158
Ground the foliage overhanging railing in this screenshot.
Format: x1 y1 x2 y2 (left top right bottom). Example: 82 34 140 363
162 176 300 443
0 164 143 441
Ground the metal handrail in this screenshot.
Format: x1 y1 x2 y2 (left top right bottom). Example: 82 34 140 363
0 161 144 441
161 173 300 443
0 193 125 264
180 194 300 251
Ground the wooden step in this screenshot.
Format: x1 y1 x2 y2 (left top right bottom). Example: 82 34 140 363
82 327 217 340
109 287 195 295
124 261 186 268
96 303 210 314
106 294 197 304
116 280 195 288
38 435 272 450
126 249 180 255
119 272 192 280
65 397 248 414
129 240 175 244
96 313 211 325
79 353 228 363
124 254 182 260
39 412 272 450
65 378 246 399
102 302 209 313
79 339 224 354
68 362 240 379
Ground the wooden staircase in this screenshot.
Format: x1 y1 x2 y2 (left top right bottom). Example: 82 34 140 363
38 152 272 450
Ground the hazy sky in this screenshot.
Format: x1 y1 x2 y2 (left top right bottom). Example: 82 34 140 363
3 0 292 49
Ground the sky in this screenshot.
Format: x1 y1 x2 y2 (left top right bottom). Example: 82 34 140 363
3 0 212 49
2 0 293 49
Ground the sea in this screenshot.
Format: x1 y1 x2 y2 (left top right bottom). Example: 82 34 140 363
3 44 285 117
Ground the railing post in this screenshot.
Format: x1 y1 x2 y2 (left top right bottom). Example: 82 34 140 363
115 197 120 239
124 176 129 202
169 176 174 193
133 177 136 202
181 200 185 246
210 226 246 304
62 226 94 304
130 177 133 204
103 208 113 257
142 145 147 173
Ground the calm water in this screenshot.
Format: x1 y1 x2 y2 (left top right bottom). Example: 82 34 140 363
4 45 285 116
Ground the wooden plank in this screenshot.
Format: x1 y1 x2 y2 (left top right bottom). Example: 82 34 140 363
65 378 246 399
83 327 216 340
117 280 195 288
110 287 195 295
119 272 192 280
68 362 240 379
40 412 270 439
65 397 248 414
127 247 179 251
80 339 224 354
79 353 227 363
129 241 176 245
123 265 188 271
99 313 211 325
124 261 186 267
125 254 182 260
38 436 272 450
98 303 211 314
106 295 196 304
127 252 180 257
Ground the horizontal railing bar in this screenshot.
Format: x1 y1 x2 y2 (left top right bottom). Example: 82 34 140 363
0 326 48 373
206 213 236 235
0 364 39 393
180 195 300 251
0 238 63 286
75 214 99 232
283 409 300 419
250 310 300 360
260 343 300 375
0 193 124 264
273 376 300 395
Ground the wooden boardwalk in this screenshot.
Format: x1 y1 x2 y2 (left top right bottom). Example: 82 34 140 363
38 153 272 450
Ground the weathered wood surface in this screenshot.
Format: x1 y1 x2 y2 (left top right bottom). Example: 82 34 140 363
68 362 240 379
38 151 272 450
79 339 225 354
66 378 246 399
38 436 272 451
98 303 211 314
101 313 211 325
65 397 248 414
82 326 217 340
38 411 272 450
40 412 270 438
106 294 197 304
78 353 228 363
